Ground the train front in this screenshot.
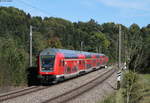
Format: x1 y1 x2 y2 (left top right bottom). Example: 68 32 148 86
38 50 56 83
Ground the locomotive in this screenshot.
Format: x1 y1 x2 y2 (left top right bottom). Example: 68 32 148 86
37 48 108 83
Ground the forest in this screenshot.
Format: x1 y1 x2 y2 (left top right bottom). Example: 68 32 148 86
0 7 150 86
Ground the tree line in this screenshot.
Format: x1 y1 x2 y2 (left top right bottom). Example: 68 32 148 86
0 7 149 86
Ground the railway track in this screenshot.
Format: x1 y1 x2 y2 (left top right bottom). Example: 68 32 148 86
0 86 48 102
43 68 116 103
0 68 116 103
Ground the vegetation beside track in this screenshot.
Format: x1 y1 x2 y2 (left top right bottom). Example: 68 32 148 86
99 71 150 103
139 74 150 103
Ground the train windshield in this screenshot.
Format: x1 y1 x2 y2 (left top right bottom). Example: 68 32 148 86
41 55 55 71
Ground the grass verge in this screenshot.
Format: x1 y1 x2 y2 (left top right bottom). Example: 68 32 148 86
139 74 150 103
99 72 150 103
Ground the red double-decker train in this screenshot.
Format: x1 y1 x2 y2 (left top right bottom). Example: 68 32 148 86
37 48 108 83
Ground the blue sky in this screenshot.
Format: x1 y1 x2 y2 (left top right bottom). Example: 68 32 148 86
0 0 150 27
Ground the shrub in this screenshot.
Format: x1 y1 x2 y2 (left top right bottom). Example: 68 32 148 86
122 71 142 103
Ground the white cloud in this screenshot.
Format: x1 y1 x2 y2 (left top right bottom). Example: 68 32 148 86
98 0 150 11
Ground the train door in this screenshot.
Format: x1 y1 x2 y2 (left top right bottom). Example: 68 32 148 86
79 60 85 70
97 58 100 67
64 60 71 74
86 59 92 69
59 59 65 74
92 55 97 67
100 56 103 66
56 53 65 75
72 60 78 73
78 54 85 71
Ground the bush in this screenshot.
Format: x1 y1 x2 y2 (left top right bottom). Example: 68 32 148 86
0 37 28 86
122 71 142 103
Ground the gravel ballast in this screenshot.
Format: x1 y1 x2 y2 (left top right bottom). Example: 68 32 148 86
3 67 117 103
67 71 117 103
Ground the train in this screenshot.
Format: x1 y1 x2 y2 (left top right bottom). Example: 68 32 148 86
37 48 109 83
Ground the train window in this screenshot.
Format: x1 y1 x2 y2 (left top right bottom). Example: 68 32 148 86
72 66 78 72
41 55 55 71
83 61 85 64
93 59 96 63
67 67 71 73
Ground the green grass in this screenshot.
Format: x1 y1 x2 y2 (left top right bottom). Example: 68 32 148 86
139 74 150 103
115 89 124 103
98 93 116 103
140 74 150 84
139 74 150 91
99 73 150 103
99 90 124 103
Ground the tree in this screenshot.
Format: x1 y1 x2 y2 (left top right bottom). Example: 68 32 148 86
47 37 62 48
89 32 110 52
128 24 143 71
0 37 28 86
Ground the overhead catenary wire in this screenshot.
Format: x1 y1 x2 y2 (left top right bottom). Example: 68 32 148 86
17 0 55 17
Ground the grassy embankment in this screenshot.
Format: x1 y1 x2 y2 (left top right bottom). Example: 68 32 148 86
98 72 150 103
139 74 150 103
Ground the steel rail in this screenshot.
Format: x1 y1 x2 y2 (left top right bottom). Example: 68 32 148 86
43 69 116 103
0 86 48 102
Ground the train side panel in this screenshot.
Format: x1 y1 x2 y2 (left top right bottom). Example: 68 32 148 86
54 53 65 75
78 54 86 71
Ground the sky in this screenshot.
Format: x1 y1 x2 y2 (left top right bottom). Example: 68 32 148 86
0 0 150 27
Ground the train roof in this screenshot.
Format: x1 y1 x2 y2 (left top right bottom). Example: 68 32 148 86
40 48 104 56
